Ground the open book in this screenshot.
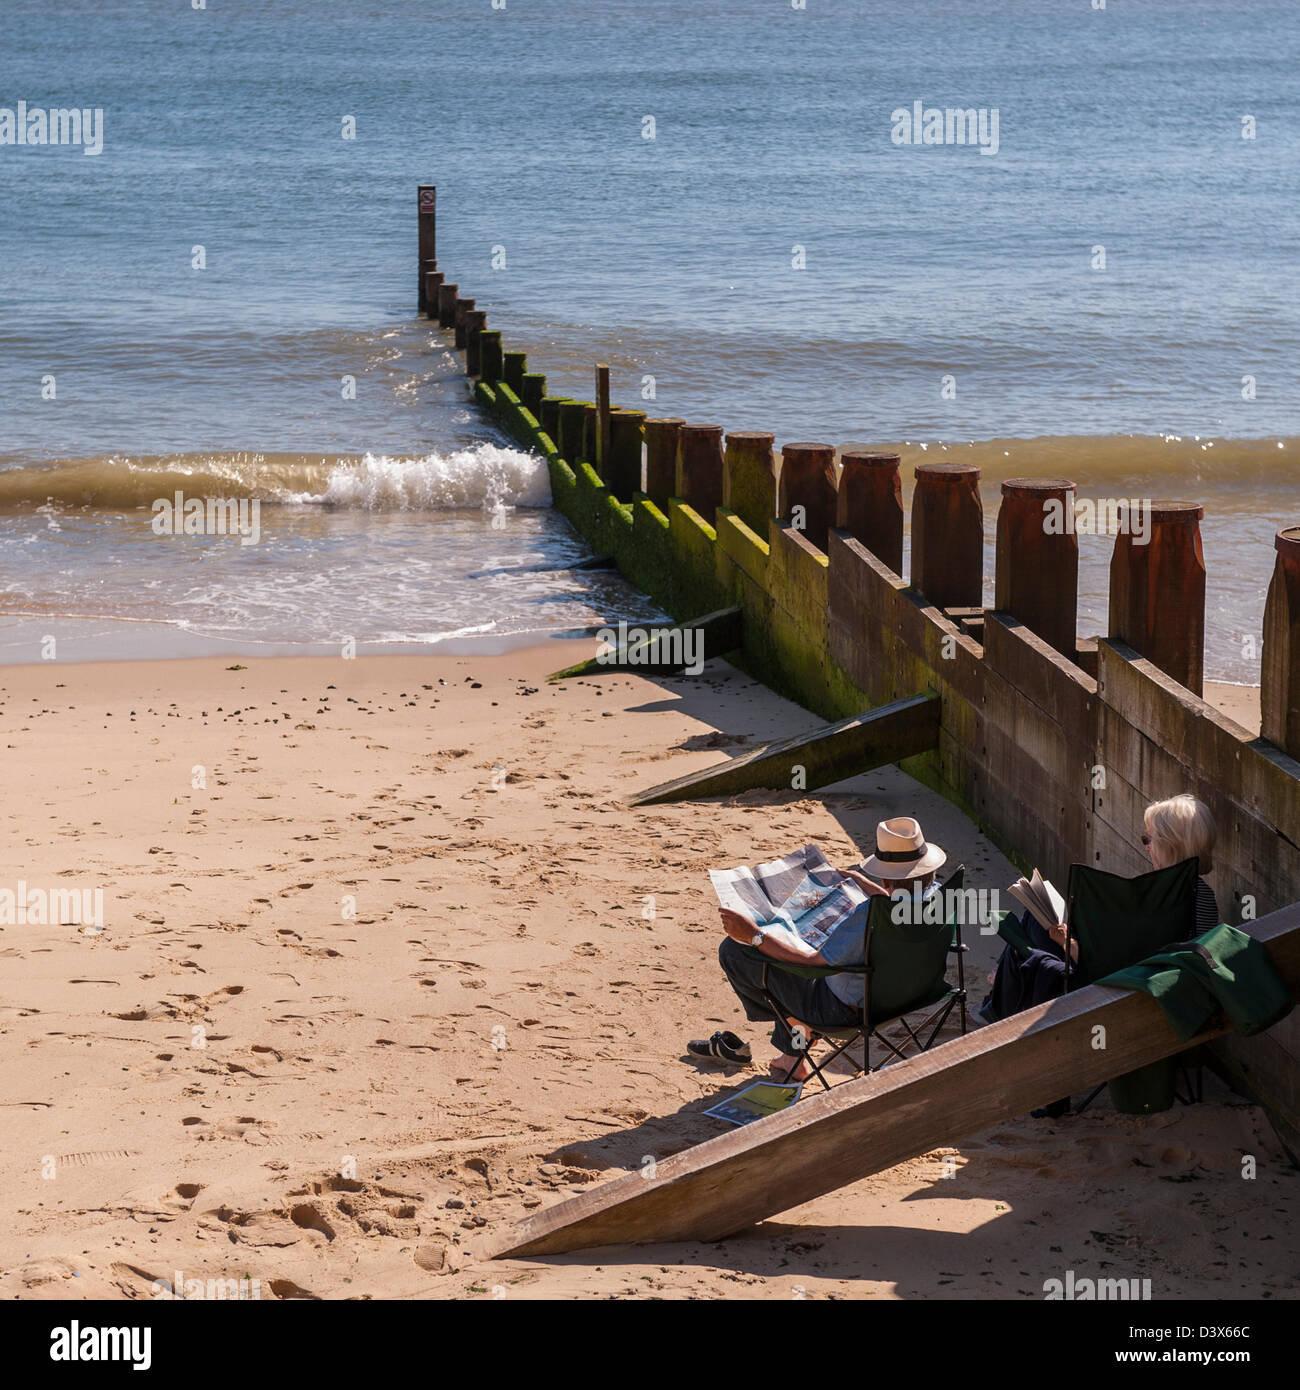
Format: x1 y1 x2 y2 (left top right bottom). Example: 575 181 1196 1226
709 843 867 958
1006 869 1066 933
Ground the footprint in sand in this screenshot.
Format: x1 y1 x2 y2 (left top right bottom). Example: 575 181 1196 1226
161 1182 205 1213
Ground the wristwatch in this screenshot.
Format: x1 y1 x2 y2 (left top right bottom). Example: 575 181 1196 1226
751 929 766 947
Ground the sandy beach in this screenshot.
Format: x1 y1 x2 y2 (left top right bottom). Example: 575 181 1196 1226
0 644 1293 1301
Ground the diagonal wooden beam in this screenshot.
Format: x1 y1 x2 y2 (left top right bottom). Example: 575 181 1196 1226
467 554 617 580
548 606 743 682
484 903 1300 1259
628 692 940 806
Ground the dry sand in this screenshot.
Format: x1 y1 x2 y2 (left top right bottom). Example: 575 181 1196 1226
0 646 1294 1301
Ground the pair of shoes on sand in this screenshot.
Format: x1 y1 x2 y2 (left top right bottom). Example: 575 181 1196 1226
687 1030 752 1065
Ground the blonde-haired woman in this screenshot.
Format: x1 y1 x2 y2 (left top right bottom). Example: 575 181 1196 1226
981 793 1220 1006
1038 793 1219 961
1141 794 1219 935
978 792 1220 1116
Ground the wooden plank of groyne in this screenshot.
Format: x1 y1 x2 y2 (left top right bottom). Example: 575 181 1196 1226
627 692 940 807
983 610 1097 731
547 606 743 683
486 902 1300 1259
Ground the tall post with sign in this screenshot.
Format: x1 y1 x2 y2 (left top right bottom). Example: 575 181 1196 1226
417 185 437 312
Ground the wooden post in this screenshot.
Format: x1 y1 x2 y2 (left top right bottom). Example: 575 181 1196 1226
558 401 591 464
502 351 527 394
540 397 569 445
994 478 1079 659
595 365 611 476
677 425 725 522
643 419 684 508
723 432 776 538
837 451 903 575
464 310 488 375
422 270 444 321
454 297 476 349
581 404 599 470
437 283 459 329
606 409 646 501
521 374 547 420
778 443 837 552
1262 525 1300 758
1108 500 1206 697
911 462 984 609
477 329 503 385
417 185 436 312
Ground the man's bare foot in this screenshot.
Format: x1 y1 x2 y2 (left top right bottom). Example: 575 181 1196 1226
771 1053 813 1083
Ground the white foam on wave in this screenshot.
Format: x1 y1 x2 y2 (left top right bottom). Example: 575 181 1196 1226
300 444 551 511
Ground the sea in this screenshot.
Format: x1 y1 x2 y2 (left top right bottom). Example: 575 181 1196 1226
1 0 1297 681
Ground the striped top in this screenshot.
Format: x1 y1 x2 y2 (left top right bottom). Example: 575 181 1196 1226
1195 877 1221 936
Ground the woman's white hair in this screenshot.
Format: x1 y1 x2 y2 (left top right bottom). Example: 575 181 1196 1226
1144 794 1216 875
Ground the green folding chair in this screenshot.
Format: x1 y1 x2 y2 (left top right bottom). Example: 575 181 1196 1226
994 856 1201 1112
739 865 969 1092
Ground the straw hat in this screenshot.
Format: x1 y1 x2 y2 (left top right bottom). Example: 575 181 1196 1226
859 816 947 880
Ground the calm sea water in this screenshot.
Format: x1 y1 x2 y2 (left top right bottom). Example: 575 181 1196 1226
1 0 1297 677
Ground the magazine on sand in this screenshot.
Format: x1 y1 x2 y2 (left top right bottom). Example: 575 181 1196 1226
704 1079 804 1127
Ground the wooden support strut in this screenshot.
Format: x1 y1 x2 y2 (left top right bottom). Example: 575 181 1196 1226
548 607 743 683
485 901 1300 1259
629 692 941 806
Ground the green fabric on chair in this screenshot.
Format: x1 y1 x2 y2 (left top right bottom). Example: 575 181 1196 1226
1097 922 1294 1041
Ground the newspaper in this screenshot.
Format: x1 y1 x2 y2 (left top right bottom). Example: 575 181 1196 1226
709 843 868 958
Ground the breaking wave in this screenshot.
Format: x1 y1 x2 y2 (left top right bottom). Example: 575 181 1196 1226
0 445 551 512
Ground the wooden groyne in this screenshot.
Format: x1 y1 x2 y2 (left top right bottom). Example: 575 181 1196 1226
419 189 1300 1144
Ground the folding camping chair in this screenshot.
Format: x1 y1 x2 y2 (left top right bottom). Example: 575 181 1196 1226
995 856 1203 1112
739 865 969 1092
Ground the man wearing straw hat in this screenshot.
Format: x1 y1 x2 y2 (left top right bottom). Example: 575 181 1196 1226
697 818 945 1082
